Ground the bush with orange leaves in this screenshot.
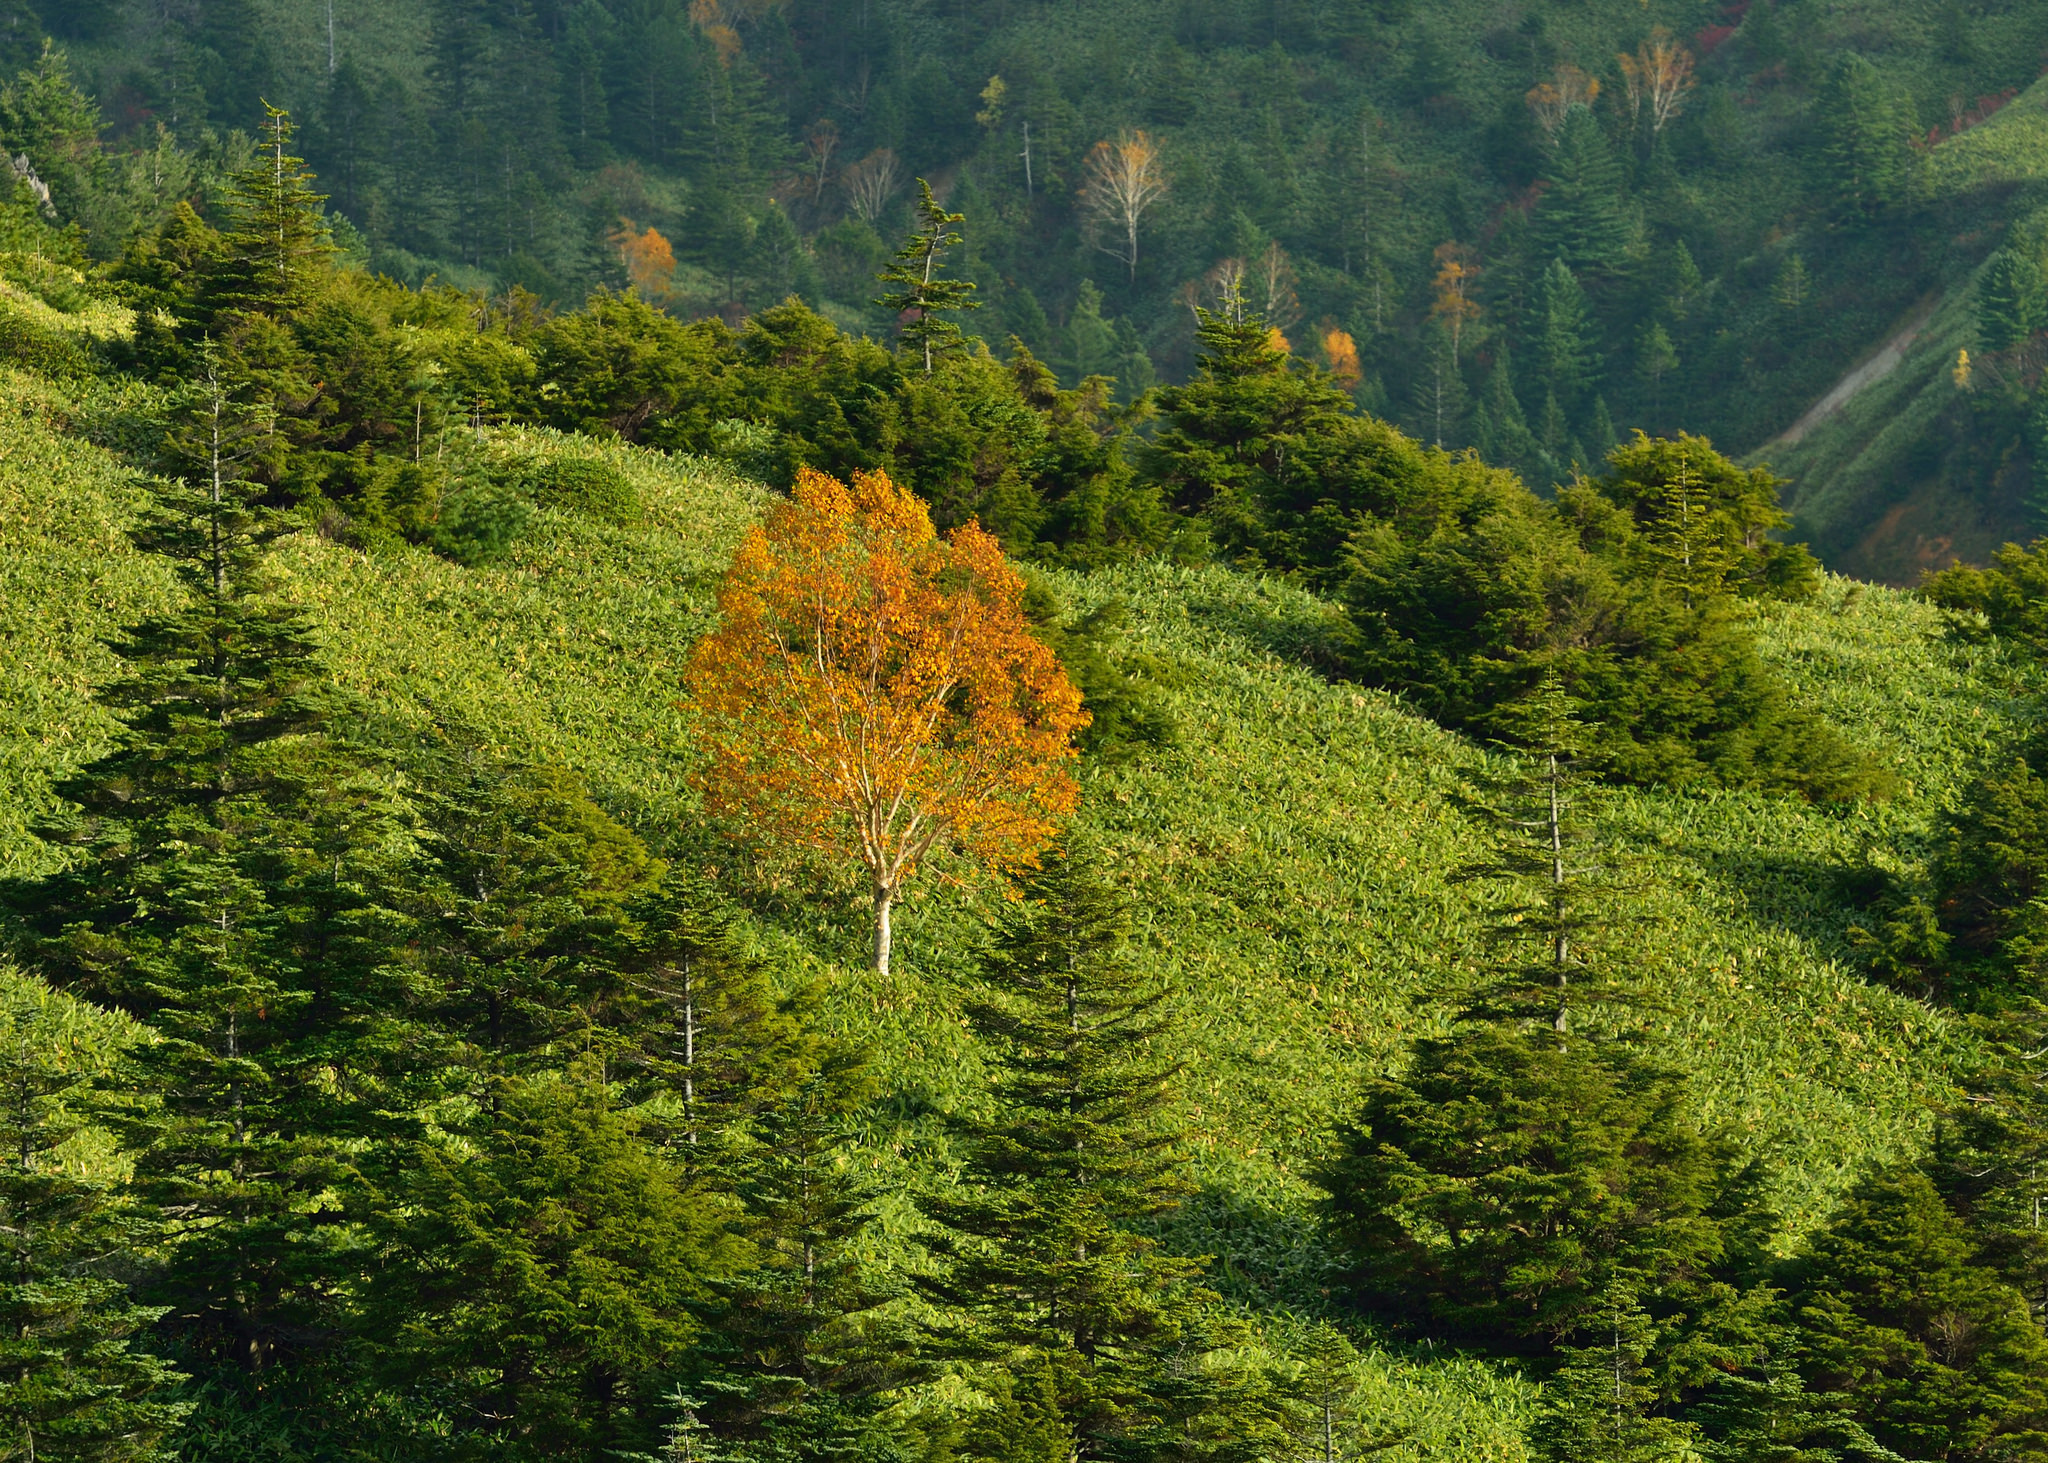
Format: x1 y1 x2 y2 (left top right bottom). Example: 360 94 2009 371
685 468 1088 975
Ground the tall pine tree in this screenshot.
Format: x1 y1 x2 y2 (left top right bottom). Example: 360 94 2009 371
921 841 1204 1459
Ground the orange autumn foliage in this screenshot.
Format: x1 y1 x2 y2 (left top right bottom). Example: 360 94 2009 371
616 222 676 300
1321 326 1361 389
685 467 1087 973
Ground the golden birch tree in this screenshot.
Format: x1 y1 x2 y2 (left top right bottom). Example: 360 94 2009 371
685 468 1087 975
1081 130 1170 281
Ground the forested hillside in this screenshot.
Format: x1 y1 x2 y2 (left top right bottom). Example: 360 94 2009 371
16 0 2048 569
10 10 2048 1463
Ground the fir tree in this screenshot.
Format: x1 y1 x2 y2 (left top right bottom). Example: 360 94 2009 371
921 841 1203 1458
1529 257 1600 416
1979 247 2046 352
1787 1166 2048 1461
0 976 189 1460
1816 56 1914 219
1324 1027 1760 1353
0 355 402 1369
1476 343 1539 479
875 179 979 374
1456 675 1645 1036
1528 1292 1698 1463
1536 107 1630 277
208 103 334 325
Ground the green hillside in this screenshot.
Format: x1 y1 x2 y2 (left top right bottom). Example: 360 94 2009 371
1 278 2024 1454
1765 72 2048 581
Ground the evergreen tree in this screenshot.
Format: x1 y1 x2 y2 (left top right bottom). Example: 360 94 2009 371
875 179 979 374
1324 1026 1762 1356
409 753 654 1083
0 975 189 1460
1979 247 2047 352
614 873 819 1163
1535 107 1630 277
1528 257 1600 415
1692 1352 1905 1463
363 1071 735 1459
0 355 404 1369
1476 343 1539 479
1144 289 1353 554
207 103 335 325
1786 1166 2048 1462
710 1057 912 1456
1456 676 1644 1036
1816 56 1914 219
921 841 1204 1459
1528 1292 1698 1463
1635 322 1678 428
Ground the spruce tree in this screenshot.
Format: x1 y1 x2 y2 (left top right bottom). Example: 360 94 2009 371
1457 676 1645 1036
0 353 400 1369
921 840 1203 1458
1535 107 1629 277
1529 258 1599 416
875 179 979 373
207 103 334 326
1528 1293 1698 1463
1787 1166 2048 1461
0 976 189 1460
1816 56 1914 219
1979 247 2047 353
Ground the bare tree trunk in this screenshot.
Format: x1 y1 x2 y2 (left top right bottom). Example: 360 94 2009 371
873 886 894 974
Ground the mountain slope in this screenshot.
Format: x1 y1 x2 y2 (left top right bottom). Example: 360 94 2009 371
0 285 2023 1447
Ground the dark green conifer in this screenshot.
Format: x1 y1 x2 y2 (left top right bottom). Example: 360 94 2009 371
1787 1166 2048 1461
922 841 1203 1458
875 179 979 373
1979 247 2046 353
0 355 403 1369
1816 56 1914 219
1536 107 1630 277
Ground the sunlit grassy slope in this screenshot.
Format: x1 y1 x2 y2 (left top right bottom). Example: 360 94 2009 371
0 317 2019 1454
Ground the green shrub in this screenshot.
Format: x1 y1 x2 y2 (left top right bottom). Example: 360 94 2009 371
0 302 88 378
433 483 533 566
531 457 641 526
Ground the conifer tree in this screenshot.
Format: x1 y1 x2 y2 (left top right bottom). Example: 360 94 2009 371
1457 676 1644 1037
921 841 1203 1458
1476 344 1539 479
0 353 401 1369
1536 107 1629 277
1979 247 2046 353
876 179 979 373
1816 56 1914 219
0 976 189 1460
209 103 334 325
1529 257 1599 415
1787 1166 2048 1461
615 874 819 1163
1528 1292 1697 1463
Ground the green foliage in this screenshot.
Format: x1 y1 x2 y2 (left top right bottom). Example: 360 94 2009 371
1324 1026 1767 1360
0 969 188 1461
921 842 1215 1454
874 180 978 375
1816 57 1917 219
363 1073 735 1461
1786 1167 2048 1462
432 481 532 565
1977 246 2047 351
1536 111 1630 279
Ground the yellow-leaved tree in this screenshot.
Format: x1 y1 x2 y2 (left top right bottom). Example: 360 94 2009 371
685 467 1088 974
